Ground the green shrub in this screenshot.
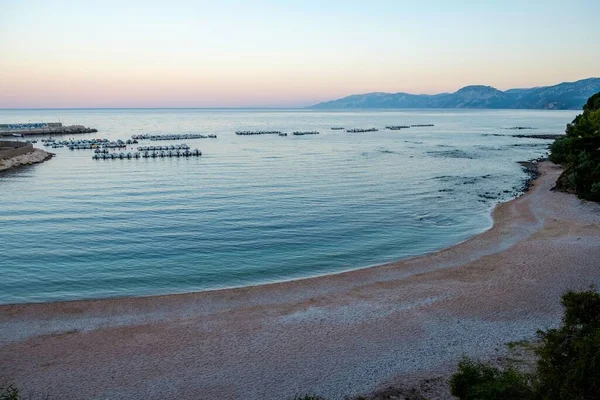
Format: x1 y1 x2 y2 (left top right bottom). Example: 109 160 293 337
450 288 600 400
535 289 600 400
0 385 20 400
449 358 535 400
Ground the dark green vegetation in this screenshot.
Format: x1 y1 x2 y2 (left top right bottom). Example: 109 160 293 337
550 92 600 201
0 385 21 400
450 288 600 400
312 78 600 110
450 359 535 400
0 384 50 400
290 397 326 400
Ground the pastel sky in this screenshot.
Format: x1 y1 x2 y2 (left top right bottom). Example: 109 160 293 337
1 0 599 108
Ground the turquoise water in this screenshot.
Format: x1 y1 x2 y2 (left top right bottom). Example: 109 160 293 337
0 109 576 304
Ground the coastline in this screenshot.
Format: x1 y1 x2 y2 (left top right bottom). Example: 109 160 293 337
1 161 600 399
0 148 54 172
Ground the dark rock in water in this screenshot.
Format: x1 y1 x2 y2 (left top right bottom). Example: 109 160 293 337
518 159 543 192
512 134 565 139
507 126 536 130
427 149 477 159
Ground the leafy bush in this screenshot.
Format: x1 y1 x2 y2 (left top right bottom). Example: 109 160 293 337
449 358 535 400
535 289 600 400
450 288 600 400
0 385 20 400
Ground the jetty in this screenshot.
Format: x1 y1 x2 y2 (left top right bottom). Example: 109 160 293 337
0 122 97 136
0 140 54 171
410 124 434 127
292 131 320 136
235 130 281 135
346 128 378 133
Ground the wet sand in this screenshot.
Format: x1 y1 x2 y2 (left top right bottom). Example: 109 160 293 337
1 162 599 399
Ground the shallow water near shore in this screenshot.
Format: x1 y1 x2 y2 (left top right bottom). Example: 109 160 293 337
0 108 576 304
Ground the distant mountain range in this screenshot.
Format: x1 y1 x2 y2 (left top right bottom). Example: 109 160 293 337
311 78 600 110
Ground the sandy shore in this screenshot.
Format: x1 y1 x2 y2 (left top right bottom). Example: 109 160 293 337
1 162 599 399
0 148 53 172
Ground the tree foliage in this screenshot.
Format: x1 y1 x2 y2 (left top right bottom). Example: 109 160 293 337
550 92 600 201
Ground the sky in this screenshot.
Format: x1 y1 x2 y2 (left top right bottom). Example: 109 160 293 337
1 0 599 108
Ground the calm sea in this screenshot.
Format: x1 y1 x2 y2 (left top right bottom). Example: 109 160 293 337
0 109 576 304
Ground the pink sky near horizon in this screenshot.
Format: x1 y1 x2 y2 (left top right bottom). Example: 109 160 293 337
1 0 599 108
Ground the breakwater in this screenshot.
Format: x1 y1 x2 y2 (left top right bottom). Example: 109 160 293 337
0 140 34 160
0 122 97 136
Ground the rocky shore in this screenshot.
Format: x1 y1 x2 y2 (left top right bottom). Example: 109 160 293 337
0 148 54 172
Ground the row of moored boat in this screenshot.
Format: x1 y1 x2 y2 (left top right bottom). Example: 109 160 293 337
385 124 435 130
93 149 202 159
346 128 379 133
136 144 190 151
235 130 282 135
292 131 320 136
131 134 216 140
